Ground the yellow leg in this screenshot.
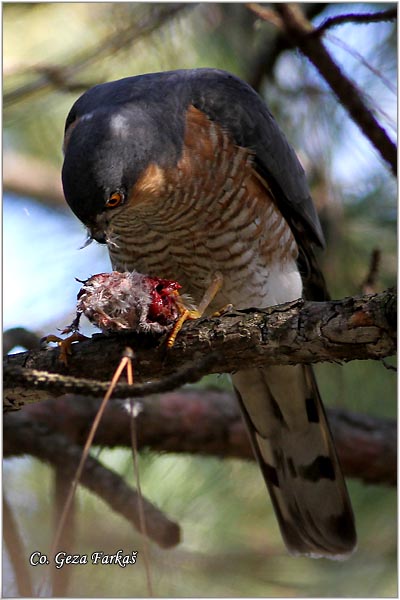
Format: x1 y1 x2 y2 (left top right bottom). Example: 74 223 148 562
196 271 224 315
167 272 225 349
45 332 88 365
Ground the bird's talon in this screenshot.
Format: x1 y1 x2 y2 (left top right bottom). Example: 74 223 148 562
44 332 88 365
167 309 199 349
167 273 226 348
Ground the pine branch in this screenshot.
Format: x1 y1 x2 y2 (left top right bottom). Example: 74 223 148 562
3 411 180 549
5 390 396 486
4 290 396 412
248 3 397 176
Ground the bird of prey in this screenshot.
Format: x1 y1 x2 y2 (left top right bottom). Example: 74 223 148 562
61 68 356 558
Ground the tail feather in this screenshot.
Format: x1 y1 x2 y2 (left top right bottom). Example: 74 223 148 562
232 364 356 559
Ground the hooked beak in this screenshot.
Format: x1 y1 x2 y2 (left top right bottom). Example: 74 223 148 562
90 229 107 244
79 226 107 247
87 217 108 245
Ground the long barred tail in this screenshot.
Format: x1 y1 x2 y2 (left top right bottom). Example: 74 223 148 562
233 364 356 558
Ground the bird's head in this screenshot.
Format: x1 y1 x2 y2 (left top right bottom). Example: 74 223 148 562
62 102 182 245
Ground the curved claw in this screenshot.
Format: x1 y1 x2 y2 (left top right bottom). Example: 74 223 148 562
167 271 228 349
44 332 88 365
167 308 201 349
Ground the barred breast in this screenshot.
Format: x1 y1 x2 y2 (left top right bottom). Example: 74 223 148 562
107 105 301 311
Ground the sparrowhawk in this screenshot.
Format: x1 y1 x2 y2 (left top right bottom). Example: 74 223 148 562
61 68 356 558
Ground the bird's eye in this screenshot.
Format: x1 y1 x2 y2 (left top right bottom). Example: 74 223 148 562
105 191 124 208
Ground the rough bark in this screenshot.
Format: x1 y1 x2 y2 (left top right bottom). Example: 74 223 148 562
4 290 396 412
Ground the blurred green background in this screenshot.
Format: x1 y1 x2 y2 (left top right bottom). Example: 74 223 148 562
3 2 397 597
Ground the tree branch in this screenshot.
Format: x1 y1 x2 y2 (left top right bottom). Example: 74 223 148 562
360 248 382 295
246 2 329 92
5 390 396 486
3 354 218 411
249 3 397 176
311 8 397 37
4 4 190 107
3 152 65 208
3 411 180 549
4 290 396 412
3 326 42 355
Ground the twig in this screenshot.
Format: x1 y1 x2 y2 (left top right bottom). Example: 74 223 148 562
4 5 189 107
40 349 151 597
3 353 219 405
249 3 397 176
276 3 397 176
311 8 397 37
246 3 328 91
361 248 381 294
324 33 396 97
126 351 154 597
3 412 181 549
246 3 283 29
